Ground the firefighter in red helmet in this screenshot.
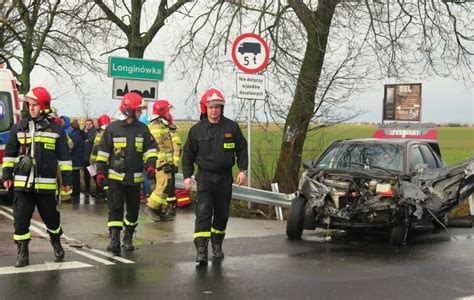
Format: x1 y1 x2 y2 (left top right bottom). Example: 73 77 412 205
2 87 72 267
95 92 158 255
182 88 248 264
144 99 182 221
89 114 111 199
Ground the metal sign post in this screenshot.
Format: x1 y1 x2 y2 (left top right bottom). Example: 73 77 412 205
232 33 269 192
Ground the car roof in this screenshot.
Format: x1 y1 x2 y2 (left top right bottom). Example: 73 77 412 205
338 138 416 145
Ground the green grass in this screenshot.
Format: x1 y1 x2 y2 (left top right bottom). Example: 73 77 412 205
176 122 474 217
175 122 474 180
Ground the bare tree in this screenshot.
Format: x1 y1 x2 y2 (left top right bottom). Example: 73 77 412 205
89 0 195 58
0 0 103 93
174 0 473 192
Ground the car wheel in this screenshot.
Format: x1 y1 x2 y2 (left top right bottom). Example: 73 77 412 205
389 224 408 246
286 196 307 240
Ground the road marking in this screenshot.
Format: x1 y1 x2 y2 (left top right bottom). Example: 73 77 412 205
0 209 13 221
0 206 132 266
0 261 93 275
73 250 115 265
88 248 135 264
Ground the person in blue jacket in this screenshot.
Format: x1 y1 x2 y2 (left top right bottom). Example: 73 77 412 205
69 119 86 200
60 115 72 135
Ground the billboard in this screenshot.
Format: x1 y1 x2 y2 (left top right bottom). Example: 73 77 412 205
383 83 422 121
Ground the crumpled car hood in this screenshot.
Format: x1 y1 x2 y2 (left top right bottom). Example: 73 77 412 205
299 158 474 226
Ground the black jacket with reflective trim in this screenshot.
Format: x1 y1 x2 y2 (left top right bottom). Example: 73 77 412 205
1 117 72 193
182 116 248 178
96 119 158 185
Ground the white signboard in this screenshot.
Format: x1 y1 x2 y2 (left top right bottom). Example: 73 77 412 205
112 78 158 101
236 73 266 100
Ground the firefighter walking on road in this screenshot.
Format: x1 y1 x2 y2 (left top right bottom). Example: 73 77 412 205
95 92 158 255
182 88 248 264
144 100 182 221
2 87 72 267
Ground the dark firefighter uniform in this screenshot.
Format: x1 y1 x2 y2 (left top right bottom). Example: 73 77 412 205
2 118 72 248
96 119 158 235
182 115 248 247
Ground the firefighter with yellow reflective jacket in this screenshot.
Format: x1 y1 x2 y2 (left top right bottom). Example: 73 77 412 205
144 100 182 221
95 93 158 255
2 87 72 267
89 114 111 199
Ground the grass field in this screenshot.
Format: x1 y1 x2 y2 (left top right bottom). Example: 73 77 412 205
176 122 474 217
176 122 474 171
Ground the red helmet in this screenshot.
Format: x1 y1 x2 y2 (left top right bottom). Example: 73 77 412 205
153 100 173 116
119 92 146 116
97 114 111 128
200 88 224 114
25 87 51 111
53 117 62 125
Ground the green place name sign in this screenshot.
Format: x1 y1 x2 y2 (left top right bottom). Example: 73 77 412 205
108 56 165 81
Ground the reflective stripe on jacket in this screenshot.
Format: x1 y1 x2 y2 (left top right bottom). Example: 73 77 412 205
96 119 158 185
1 117 72 193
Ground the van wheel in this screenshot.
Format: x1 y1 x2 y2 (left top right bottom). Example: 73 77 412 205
286 197 307 240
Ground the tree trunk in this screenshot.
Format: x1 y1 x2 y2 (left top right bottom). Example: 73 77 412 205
128 46 145 58
18 45 33 93
272 0 338 193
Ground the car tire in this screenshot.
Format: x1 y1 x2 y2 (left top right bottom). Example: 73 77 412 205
286 196 307 240
389 224 408 246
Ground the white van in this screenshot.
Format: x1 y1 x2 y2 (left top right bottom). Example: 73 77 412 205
0 68 21 201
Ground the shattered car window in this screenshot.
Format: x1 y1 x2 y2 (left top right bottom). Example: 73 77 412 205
316 143 403 172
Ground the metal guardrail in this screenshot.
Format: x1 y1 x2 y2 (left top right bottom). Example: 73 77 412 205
175 173 295 208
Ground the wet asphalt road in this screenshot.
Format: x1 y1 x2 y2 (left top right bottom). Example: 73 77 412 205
1 195 474 299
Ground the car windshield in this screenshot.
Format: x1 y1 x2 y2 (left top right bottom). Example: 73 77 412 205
316 142 403 172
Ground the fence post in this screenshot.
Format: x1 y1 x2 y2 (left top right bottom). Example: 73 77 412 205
271 183 284 221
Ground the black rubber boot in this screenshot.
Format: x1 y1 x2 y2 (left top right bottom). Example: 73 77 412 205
194 237 209 264
122 226 135 251
107 228 121 255
168 201 177 217
15 240 29 268
163 201 176 220
211 234 225 259
50 233 65 261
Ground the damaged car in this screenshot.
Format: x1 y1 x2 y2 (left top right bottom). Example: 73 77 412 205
287 138 474 245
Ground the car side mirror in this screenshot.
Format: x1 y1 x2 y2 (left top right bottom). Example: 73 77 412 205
303 160 312 169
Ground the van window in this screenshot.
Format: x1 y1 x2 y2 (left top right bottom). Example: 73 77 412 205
0 92 14 132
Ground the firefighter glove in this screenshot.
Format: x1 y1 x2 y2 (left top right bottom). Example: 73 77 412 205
145 166 156 179
162 164 173 174
96 173 107 189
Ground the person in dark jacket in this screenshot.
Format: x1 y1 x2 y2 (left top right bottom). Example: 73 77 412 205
96 92 158 255
69 119 86 199
2 87 72 267
83 118 97 196
182 88 248 265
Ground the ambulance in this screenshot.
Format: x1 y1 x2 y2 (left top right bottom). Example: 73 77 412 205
0 68 22 202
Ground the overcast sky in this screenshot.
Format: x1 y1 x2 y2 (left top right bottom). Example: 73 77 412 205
25 3 473 125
